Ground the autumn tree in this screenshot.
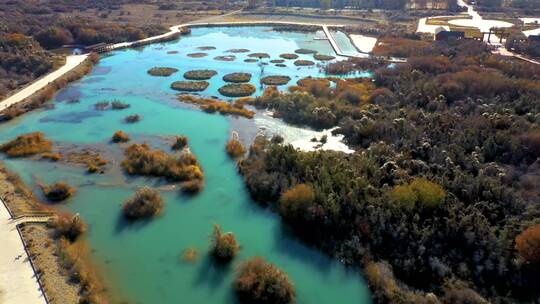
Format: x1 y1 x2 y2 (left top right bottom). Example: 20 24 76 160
516 224 540 264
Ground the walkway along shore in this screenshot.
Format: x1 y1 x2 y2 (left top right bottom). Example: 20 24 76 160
0 197 53 304
0 19 400 114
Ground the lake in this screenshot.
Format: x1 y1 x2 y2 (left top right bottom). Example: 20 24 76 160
0 26 372 304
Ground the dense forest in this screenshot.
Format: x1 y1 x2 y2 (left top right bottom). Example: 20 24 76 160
240 38 540 303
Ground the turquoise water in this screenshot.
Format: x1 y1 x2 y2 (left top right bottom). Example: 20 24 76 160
0 26 371 304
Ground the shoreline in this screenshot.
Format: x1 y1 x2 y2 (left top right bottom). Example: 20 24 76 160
0 197 47 304
0 162 107 304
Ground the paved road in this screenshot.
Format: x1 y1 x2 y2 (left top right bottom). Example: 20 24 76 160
0 199 49 304
0 55 88 110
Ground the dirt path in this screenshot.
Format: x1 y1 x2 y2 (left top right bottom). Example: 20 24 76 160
0 198 49 304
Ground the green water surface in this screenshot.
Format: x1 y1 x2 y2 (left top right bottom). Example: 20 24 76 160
0 26 372 304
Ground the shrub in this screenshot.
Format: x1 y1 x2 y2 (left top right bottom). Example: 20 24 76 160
181 179 204 193
210 224 240 262
94 101 109 110
121 143 204 182
41 152 62 161
235 257 295 304
390 177 446 210
279 184 315 222
226 139 246 158
41 181 76 202
0 132 52 157
123 187 163 220
172 136 188 150
178 95 255 119
111 131 129 143
516 224 540 264
53 213 87 242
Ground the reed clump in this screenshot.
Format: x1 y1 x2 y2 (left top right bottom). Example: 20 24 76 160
210 224 240 263
178 95 255 119
235 257 296 304
121 143 204 183
123 187 164 220
40 181 76 202
111 131 130 143
0 132 52 157
226 138 246 158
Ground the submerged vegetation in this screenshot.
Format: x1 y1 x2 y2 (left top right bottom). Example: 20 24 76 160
210 224 240 263
0 132 52 157
235 257 296 304
40 181 76 202
121 143 204 183
123 187 163 220
124 114 142 123
178 95 255 118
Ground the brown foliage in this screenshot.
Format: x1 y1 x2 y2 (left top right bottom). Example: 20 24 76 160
0 132 52 157
210 224 240 262
121 143 204 182
516 224 540 264
53 213 87 241
40 181 76 202
111 130 130 143
123 187 164 220
235 257 295 304
226 139 246 158
171 136 188 150
178 95 254 119
279 184 315 222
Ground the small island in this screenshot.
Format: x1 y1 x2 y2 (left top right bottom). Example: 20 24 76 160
123 187 164 220
147 67 179 77
171 81 210 92
234 257 296 304
183 69 218 80
218 83 256 97
223 72 252 83
261 75 291 86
